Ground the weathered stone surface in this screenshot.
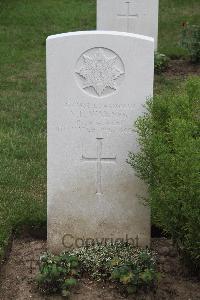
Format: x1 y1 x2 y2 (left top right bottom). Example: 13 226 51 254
97 0 159 49
47 31 154 253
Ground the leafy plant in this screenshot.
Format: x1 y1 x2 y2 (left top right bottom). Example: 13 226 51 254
71 242 158 293
154 52 169 74
127 77 200 272
111 250 158 294
36 252 79 297
37 243 158 297
181 23 200 63
71 242 156 281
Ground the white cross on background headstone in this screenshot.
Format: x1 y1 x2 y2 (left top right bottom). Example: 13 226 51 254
97 0 159 49
118 1 138 32
82 138 116 195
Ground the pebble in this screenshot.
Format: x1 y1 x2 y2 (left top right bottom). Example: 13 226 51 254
158 246 170 256
168 247 177 257
159 256 166 264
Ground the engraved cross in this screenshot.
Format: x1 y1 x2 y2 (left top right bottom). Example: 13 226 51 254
82 138 116 195
117 1 138 32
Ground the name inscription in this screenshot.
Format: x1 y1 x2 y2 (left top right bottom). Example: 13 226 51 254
55 100 136 135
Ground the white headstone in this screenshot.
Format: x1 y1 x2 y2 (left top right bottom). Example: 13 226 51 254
47 31 154 253
97 0 159 50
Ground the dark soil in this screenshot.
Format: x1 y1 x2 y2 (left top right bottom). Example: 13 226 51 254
0 238 199 300
164 59 200 77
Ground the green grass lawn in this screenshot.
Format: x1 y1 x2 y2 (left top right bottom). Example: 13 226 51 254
0 0 199 258
159 0 200 57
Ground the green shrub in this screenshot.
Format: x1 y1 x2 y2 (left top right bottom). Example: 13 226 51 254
36 253 79 297
128 77 200 272
181 23 200 63
154 52 169 74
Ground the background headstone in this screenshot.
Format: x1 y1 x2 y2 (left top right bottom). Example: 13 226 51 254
97 0 159 49
47 31 154 253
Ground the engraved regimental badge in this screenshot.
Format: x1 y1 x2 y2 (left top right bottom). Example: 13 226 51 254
75 47 125 98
